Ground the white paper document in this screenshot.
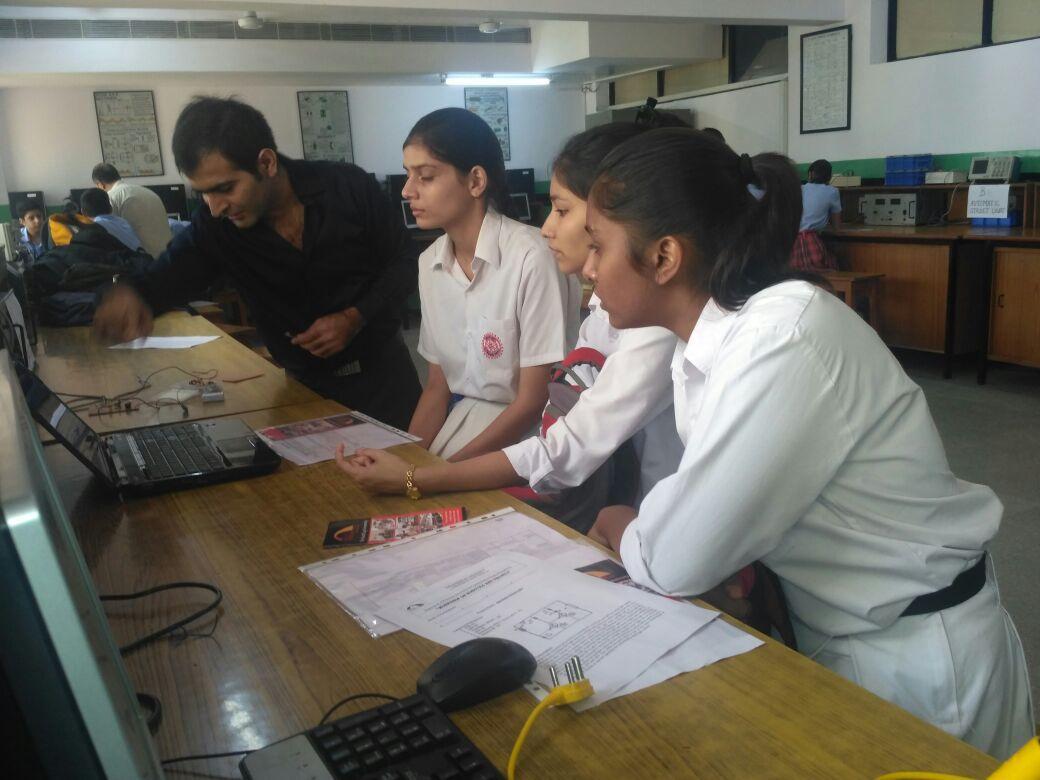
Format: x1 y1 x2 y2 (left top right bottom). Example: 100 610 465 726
257 410 420 466
109 335 220 350
376 551 717 703
300 508 582 636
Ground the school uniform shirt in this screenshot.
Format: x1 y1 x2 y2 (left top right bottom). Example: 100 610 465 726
799 182 842 232
619 280 1032 757
417 209 578 405
90 214 144 251
503 293 683 500
108 180 173 258
18 227 45 263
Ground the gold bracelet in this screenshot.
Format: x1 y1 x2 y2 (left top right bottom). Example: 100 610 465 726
404 464 421 500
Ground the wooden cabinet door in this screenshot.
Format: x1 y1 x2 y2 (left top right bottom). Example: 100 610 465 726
989 248 1040 367
832 241 950 352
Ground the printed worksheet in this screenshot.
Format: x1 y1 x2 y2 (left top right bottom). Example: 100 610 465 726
258 410 419 465
376 552 717 701
300 509 583 636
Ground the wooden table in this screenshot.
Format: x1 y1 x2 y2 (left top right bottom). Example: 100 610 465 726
45 400 998 779
33 311 319 433
819 270 884 331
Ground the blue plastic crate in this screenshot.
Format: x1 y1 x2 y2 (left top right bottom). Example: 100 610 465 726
971 212 1022 228
885 155 910 173
885 171 926 185
885 154 933 173
911 154 933 171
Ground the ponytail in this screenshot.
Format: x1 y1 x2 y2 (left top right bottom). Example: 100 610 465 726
589 128 805 310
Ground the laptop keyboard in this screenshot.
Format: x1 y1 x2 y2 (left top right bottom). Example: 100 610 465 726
131 423 225 479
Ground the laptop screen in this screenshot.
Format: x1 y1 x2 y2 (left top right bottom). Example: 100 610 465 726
15 362 112 482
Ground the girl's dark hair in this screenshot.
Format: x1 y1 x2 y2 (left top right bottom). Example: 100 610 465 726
553 111 692 200
404 107 512 216
589 128 803 310
808 158 833 183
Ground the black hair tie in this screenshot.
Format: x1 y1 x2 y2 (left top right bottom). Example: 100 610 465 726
739 153 757 186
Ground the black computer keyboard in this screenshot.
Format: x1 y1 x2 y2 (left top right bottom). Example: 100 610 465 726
307 693 501 780
131 423 224 478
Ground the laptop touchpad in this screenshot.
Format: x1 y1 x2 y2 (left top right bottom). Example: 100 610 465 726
217 435 258 465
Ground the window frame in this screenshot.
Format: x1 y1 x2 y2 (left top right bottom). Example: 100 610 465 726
888 0 1040 62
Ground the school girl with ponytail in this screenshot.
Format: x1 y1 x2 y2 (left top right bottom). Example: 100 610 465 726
401 108 580 461
583 128 1032 759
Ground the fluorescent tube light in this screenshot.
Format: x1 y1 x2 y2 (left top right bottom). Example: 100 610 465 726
444 74 550 87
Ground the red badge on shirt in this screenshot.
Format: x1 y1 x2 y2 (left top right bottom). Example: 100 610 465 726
482 332 504 359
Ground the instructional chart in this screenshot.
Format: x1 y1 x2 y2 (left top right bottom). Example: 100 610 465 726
94 91 163 176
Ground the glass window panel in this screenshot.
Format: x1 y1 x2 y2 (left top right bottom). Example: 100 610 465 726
992 0 1040 43
896 0 983 58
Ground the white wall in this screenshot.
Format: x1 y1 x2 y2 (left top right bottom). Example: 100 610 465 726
0 83 585 205
787 0 1040 163
659 78 787 156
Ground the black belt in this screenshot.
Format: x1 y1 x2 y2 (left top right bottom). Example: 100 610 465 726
901 554 987 617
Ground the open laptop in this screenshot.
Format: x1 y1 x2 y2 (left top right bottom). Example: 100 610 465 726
14 360 281 496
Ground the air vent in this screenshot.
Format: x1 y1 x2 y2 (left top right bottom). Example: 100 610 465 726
494 28 531 43
29 19 82 38
0 17 531 44
131 20 178 39
370 25 409 42
188 21 235 39
235 24 277 40
409 26 448 43
277 22 321 40
83 20 131 39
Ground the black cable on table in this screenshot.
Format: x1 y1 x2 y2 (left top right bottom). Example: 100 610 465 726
160 749 252 767
319 693 399 725
99 581 223 655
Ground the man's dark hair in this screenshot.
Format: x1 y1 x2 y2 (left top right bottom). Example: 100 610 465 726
808 158 833 183
173 96 277 176
16 199 43 219
91 163 121 185
80 188 113 218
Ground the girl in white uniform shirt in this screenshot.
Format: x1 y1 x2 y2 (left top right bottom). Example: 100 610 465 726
337 122 683 528
582 129 1032 758
401 108 580 461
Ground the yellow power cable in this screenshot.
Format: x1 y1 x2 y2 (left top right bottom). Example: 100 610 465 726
877 737 1040 780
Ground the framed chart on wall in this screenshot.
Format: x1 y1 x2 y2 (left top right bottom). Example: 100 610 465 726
800 24 852 134
93 91 164 177
298 91 354 163
464 87 510 161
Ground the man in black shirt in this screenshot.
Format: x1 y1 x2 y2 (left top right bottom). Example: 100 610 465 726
94 96 421 428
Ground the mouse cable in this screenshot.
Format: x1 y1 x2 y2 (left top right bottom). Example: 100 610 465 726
508 656 594 780
319 693 399 726
99 581 223 655
160 749 253 768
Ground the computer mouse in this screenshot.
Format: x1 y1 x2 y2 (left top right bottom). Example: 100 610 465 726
416 637 536 713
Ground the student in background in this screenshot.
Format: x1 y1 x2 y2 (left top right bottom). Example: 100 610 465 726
79 189 145 252
402 107 579 461
336 120 684 531
90 163 173 258
16 200 46 262
791 157 841 270
582 128 1032 759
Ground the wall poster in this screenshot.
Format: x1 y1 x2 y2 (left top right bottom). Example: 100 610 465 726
298 91 354 163
464 87 511 161
800 24 852 134
94 91 164 177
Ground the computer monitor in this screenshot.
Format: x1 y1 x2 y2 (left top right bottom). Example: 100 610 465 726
69 187 93 210
401 199 419 229
510 193 532 222
8 190 45 217
0 350 163 779
144 184 190 220
387 173 409 202
505 168 535 197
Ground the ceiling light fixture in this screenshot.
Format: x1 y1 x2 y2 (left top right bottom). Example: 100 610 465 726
237 11 264 30
478 20 502 34
444 74 550 87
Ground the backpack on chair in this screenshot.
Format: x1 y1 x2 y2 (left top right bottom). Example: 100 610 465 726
504 347 639 534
